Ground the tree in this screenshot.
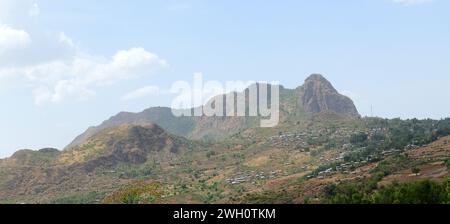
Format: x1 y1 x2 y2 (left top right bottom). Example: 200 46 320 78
206 151 216 158
350 132 368 145
326 179 449 204
411 167 421 176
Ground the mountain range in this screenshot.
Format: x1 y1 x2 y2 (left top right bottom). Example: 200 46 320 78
1 74 448 204
67 74 359 148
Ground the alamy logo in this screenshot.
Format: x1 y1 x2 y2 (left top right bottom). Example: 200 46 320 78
170 73 280 127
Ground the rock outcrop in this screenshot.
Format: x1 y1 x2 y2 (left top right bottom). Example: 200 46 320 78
298 74 360 117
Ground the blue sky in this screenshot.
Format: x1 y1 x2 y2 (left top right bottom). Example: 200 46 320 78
1 0 450 157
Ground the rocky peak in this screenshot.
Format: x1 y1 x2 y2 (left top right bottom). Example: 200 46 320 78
299 74 360 117
304 74 336 91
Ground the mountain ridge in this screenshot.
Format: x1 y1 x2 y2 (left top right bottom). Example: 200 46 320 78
66 74 360 149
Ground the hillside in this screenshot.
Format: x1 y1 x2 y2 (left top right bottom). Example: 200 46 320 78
75 117 449 204
0 124 202 203
58 124 186 167
66 74 360 149
236 121 450 204
1 74 448 204
0 148 60 167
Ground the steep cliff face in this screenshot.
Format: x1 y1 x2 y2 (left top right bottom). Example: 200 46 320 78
298 74 360 117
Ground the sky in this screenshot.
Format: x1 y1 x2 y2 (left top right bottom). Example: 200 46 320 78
1 0 450 158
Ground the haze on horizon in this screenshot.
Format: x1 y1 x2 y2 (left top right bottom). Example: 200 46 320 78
1 0 450 158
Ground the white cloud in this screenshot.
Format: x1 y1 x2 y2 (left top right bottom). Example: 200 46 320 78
391 0 434 5
32 79 96 105
121 85 161 101
0 0 168 106
0 32 78 67
0 1 76 68
2 47 168 105
0 25 31 50
58 32 76 49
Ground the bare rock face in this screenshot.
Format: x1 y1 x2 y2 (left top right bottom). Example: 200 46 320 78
299 74 360 117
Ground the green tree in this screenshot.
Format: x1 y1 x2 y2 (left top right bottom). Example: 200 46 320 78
206 151 216 158
411 167 421 176
350 132 368 145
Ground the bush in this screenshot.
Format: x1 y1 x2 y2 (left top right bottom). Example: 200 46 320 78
325 179 449 204
350 132 368 145
372 180 448 204
103 181 162 204
411 167 421 175
206 151 216 158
